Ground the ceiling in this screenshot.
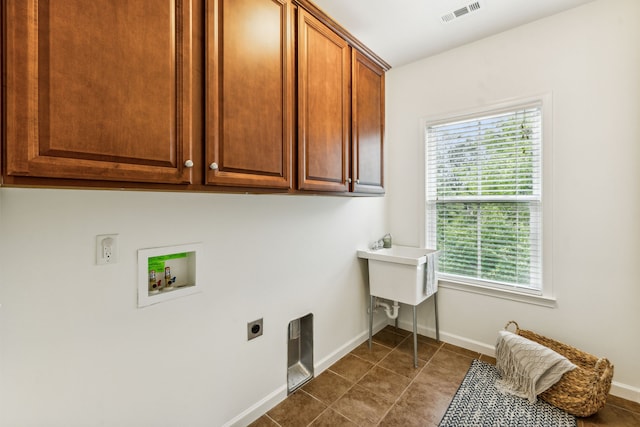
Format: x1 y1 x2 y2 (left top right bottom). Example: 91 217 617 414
311 0 597 68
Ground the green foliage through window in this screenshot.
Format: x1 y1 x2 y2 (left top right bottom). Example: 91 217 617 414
426 105 542 290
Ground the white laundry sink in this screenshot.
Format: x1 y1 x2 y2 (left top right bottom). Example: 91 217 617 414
357 245 438 305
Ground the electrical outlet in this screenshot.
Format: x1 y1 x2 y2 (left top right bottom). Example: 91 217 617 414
96 234 118 265
247 318 263 341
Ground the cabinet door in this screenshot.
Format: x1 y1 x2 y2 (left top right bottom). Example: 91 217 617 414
206 0 293 189
5 1 193 184
352 51 385 194
297 9 350 192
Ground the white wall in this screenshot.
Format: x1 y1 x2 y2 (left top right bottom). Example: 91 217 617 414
386 0 640 400
0 188 387 426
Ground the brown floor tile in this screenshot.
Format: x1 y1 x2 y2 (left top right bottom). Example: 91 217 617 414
396 337 440 362
267 390 327 427
255 339 636 427
302 370 353 405
378 349 426 379
579 403 640 426
350 341 392 364
329 354 374 383
379 404 434 427
395 381 453 425
417 333 441 346
606 395 640 414
382 325 411 337
332 384 394 426
372 329 407 348
357 365 412 401
479 354 497 365
310 408 358 426
248 415 279 427
412 364 461 397
425 348 475 384
442 342 481 359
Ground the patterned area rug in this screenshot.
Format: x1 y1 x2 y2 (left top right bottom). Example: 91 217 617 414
439 359 576 426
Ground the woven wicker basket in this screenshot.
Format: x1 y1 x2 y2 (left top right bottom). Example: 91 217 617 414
504 321 614 417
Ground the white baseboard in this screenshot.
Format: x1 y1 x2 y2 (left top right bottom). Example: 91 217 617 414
610 382 640 404
393 319 640 404
315 318 388 374
438 330 496 357
224 317 388 427
394 318 496 356
222 385 287 427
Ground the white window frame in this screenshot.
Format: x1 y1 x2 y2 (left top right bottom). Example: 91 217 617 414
419 94 555 307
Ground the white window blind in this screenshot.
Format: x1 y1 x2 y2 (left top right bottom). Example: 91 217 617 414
426 104 542 292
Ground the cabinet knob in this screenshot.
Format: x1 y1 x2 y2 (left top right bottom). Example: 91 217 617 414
346 178 352 184
184 160 194 168
209 162 219 171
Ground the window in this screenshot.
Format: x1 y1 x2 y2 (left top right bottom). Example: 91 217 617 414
425 101 543 294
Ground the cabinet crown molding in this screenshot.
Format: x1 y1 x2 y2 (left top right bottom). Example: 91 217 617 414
292 0 392 71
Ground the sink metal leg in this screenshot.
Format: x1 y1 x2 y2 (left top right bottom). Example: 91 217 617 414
412 305 418 368
434 292 440 342
368 295 374 349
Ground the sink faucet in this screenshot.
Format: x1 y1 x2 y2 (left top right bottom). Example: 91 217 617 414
370 233 391 250
369 239 384 250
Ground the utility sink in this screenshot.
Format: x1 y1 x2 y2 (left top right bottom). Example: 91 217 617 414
358 245 438 306
359 245 440 368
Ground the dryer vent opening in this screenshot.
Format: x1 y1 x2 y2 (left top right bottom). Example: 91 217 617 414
287 313 314 394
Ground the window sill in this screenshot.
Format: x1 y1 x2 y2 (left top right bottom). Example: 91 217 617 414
438 278 557 308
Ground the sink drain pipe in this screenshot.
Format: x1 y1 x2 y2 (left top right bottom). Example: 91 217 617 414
374 298 400 319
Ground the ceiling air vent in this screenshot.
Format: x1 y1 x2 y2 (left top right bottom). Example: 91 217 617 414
441 1 482 24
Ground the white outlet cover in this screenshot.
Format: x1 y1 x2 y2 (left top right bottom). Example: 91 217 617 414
96 234 118 265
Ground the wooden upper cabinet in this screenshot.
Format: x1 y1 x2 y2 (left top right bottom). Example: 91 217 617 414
4 1 193 184
297 8 350 192
352 50 385 194
206 0 293 189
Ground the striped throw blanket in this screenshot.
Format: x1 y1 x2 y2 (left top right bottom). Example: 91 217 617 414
495 330 576 403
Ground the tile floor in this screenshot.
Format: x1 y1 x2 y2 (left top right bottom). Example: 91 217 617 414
250 326 640 427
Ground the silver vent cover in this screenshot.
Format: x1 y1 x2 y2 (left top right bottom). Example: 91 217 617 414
441 1 482 23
